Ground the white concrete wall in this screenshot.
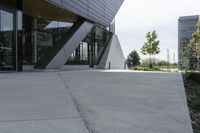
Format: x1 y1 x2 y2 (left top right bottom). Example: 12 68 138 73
98 34 126 69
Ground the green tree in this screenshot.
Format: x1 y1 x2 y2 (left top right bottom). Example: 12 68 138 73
188 22 200 70
157 60 168 66
140 59 150 67
126 50 140 69
182 46 190 71
141 31 160 68
188 22 200 55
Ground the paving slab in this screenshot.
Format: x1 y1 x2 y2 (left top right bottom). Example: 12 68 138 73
60 70 193 133
0 72 88 133
0 118 88 133
0 70 193 133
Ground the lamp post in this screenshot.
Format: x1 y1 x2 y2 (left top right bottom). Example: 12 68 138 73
166 49 170 70
173 51 176 69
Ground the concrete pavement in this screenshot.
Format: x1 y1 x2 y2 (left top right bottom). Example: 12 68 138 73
0 70 193 133
0 72 88 133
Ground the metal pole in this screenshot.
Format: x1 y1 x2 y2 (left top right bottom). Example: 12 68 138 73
124 62 126 70
109 62 111 70
173 52 175 69
34 19 37 63
166 49 169 70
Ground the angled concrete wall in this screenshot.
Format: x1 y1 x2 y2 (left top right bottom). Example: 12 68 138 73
46 21 93 69
44 0 124 26
98 34 125 69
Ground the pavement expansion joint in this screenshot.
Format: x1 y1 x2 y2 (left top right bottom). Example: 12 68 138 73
0 116 81 123
57 72 94 133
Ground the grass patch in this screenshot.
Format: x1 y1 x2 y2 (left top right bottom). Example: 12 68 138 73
132 66 173 72
133 66 161 71
158 65 177 69
184 72 200 82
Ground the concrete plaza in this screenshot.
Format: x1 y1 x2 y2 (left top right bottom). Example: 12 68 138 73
0 70 193 133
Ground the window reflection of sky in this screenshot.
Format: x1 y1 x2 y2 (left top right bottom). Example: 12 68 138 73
45 21 73 29
0 10 13 31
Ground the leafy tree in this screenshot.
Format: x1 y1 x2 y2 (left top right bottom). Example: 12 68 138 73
126 50 140 69
140 58 158 67
182 46 190 71
140 59 150 67
188 22 200 55
141 31 160 68
187 22 200 70
157 60 168 66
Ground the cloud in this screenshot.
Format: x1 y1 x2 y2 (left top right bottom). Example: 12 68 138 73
115 0 200 62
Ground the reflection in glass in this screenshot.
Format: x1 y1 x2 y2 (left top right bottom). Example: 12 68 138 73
178 17 199 69
33 18 74 63
23 16 74 64
66 26 113 66
0 10 14 69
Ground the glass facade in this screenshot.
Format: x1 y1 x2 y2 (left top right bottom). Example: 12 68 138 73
178 16 199 69
0 6 15 70
23 15 74 65
66 26 112 66
0 0 115 71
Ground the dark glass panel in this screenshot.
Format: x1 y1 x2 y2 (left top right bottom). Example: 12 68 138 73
0 10 14 69
66 25 113 66
23 15 74 65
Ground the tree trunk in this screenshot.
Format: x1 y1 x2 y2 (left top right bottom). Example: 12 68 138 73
149 55 152 68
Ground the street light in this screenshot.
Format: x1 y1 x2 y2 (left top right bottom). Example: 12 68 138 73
166 49 170 70
173 51 176 69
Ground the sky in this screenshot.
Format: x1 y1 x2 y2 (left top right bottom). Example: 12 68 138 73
115 0 200 63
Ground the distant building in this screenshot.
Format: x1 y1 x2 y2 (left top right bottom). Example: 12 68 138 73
178 15 200 69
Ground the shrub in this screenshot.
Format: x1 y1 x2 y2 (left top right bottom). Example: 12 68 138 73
184 72 200 82
190 98 200 112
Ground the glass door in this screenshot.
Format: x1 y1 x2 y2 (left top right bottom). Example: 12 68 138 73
0 8 15 70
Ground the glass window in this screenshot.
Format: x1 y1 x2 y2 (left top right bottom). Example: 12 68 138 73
0 10 14 69
66 25 113 66
23 15 74 64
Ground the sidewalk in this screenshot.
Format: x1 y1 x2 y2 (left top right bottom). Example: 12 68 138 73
0 70 193 133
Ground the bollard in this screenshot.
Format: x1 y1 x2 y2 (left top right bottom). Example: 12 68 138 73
109 62 111 70
124 62 126 70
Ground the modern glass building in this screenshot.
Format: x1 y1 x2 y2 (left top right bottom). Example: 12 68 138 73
178 15 200 69
0 0 125 71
